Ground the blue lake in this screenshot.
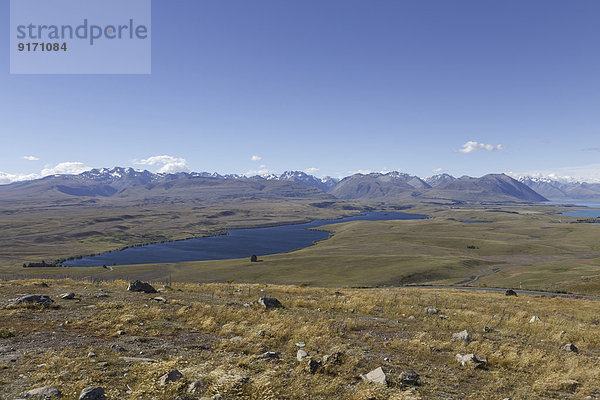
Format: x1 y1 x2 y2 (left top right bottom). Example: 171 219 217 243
543 201 600 218
64 211 426 267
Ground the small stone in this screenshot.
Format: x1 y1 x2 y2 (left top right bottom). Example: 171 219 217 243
158 370 183 385
361 366 387 386
127 280 157 293
399 370 420 385
424 307 440 314
297 349 308 362
95 293 109 298
25 386 61 398
295 342 305 348
256 351 279 360
78 386 106 400
505 289 518 296
257 297 283 309
452 330 470 342
60 293 75 300
111 344 125 352
529 316 541 324
483 326 494 333
152 297 167 303
408 315 416 320
455 353 486 369
117 330 125 335
561 343 579 353
323 352 343 365
87 352 96 358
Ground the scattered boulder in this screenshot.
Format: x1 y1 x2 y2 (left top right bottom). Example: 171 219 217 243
60 293 75 300
258 297 283 309
127 280 157 293
505 289 517 296
399 370 420 385
78 386 105 400
24 385 61 398
297 349 308 362
9 294 53 306
529 316 541 324
452 330 470 342
424 307 440 315
455 353 486 369
158 370 183 385
561 343 579 353
361 367 387 386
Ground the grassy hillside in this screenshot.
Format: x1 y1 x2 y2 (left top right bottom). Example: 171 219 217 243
1 279 599 399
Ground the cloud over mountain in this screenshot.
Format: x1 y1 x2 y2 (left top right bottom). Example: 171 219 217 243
134 155 189 174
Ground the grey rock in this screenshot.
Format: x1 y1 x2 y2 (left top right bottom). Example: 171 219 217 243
399 370 420 385
424 307 440 315
10 294 53 306
529 316 541 324
452 330 470 342
95 293 109 298
24 385 61 398
256 351 279 360
87 352 96 358
152 297 167 303
455 353 486 369
257 297 283 309
295 342 305 347
78 387 105 400
127 280 157 293
110 344 125 352
361 366 387 386
158 369 183 385
297 349 308 362
60 293 75 300
323 352 343 365
561 343 579 353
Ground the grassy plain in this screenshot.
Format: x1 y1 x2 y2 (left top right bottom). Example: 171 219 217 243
4 201 600 295
1 279 599 399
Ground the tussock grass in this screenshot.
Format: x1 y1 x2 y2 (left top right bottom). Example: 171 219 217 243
1 279 600 398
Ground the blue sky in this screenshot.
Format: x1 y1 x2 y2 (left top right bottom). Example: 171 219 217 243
1 0 600 183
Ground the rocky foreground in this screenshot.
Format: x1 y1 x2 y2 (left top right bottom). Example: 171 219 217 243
1 279 599 399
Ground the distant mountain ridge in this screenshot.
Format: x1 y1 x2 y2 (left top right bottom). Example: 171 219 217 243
3 166 599 203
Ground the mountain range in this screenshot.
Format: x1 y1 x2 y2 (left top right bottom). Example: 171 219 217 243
1 167 599 203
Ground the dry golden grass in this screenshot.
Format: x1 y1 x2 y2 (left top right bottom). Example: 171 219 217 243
1 279 600 399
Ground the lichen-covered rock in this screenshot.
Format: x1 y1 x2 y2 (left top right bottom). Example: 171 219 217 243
10 294 53 306
257 297 283 309
127 280 157 293
24 385 61 398
361 367 387 386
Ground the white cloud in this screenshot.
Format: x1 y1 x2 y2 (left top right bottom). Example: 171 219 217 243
23 155 39 161
432 167 443 173
41 162 93 176
509 163 600 183
134 155 189 174
458 141 505 154
304 167 319 174
251 155 262 162
0 161 93 185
